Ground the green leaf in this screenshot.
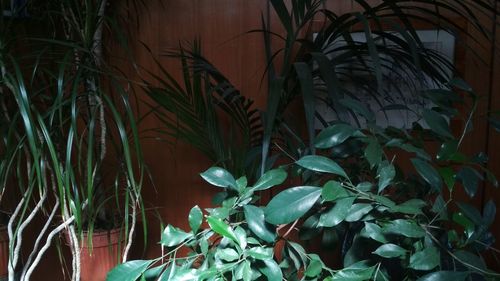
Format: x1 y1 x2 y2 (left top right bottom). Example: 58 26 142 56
364 137 382 168
454 250 487 272
243 205 276 243
251 168 287 191
314 124 357 149
207 216 238 243
322 180 349 202
265 186 322 224
437 140 458 161
345 204 373 222
409 247 440 271
417 271 469 281
106 260 154 281
377 162 395 193
438 167 455 191
161 225 193 247
411 158 442 191
188 205 203 233
318 197 355 227
296 155 348 178
423 109 453 138
361 222 387 243
332 264 375 281
373 244 407 259
200 167 237 190
216 248 240 262
304 257 323 278
246 247 273 260
391 199 426 215
234 226 247 250
384 219 425 238
456 166 481 197
259 259 282 281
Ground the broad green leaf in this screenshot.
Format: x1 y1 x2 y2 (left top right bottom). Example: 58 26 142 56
345 204 373 222
265 186 322 224
483 200 496 226
188 205 203 233
361 222 387 243
322 180 349 202
106 260 154 281
373 244 407 258
377 162 395 193
411 158 442 191
216 248 240 262
364 138 382 168
391 199 426 215
251 168 287 191
456 167 481 197
296 155 348 178
456 202 482 224
437 140 458 161
454 250 488 271
409 247 440 271
246 247 273 260
200 167 237 190
207 216 238 243
318 197 355 227
423 109 453 138
161 225 193 247
417 271 469 281
304 257 323 277
314 124 356 149
438 167 455 191
383 219 425 238
236 176 248 191
332 266 374 281
234 226 247 249
243 205 276 243
259 259 282 281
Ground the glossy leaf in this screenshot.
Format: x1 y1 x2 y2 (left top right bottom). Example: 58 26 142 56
456 166 481 197
411 158 442 191
322 181 349 202
188 205 203 233
318 197 355 227
423 109 453 138
409 247 440 271
243 205 276 243
106 260 154 281
251 168 287 191
364 137 382 168
373 244 407 258
207 216 238 243
161 225 193 247
200 167 237 190
377 162 395 193
296 155 348 178
259 259 283 281
265 186 321 224
417 271 469 281
345 204 373 222
314 124 357 149
247 247 273 260
384 219 425 238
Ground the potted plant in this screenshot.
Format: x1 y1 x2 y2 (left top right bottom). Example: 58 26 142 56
0 1 147 280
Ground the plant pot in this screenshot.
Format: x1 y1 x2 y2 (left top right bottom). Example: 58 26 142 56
65 228 124 281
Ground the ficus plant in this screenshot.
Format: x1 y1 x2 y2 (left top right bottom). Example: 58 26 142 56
108 79 500 280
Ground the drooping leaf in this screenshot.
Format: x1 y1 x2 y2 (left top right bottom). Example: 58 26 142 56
314 124 357 149
318 197 355 227
322 180 350 202
364 138 382 169
200 167 237 190
456 166 481 197
409 247 440 271
373 244 407 259
411 158 442 191
265 186 322 224
251 168 287 191
243 205 276 243
377 162 395 193
296 155 348 178
207 216 238 243
361 222 388 243
106 260 154 281
161 225 193 247
422 109 453 138
188 205 203 233
258 259 283 281
383 219 425 238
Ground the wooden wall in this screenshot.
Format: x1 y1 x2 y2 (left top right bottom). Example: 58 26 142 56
31 0 500 279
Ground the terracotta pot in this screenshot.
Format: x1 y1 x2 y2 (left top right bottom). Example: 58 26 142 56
0 227 8 279
65 228 124 281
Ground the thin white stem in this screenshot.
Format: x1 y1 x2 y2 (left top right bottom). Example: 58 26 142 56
7 196 25 281
122 197 137 262
20 200 59 281
10 190 47 280
23 215 77 281
68 225 80 281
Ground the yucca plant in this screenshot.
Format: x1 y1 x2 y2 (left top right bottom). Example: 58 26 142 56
0 0 147 280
